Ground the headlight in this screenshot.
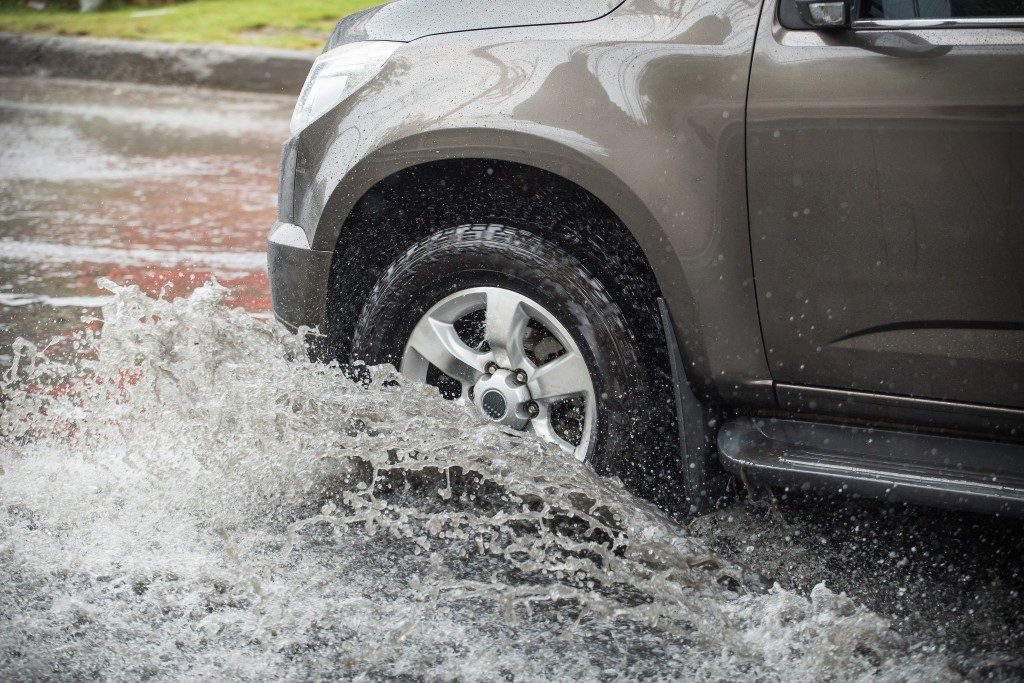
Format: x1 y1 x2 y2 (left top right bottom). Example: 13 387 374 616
290 41 402 135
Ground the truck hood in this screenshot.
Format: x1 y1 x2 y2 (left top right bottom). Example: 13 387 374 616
326 0 624 48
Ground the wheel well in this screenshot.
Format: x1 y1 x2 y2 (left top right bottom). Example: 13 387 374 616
323 159 668 370
323 158 688 505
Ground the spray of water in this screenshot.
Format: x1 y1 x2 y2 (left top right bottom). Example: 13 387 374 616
0 281 954 680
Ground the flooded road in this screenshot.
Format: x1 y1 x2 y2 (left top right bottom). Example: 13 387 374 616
0 76 283 365
1 76 1022 681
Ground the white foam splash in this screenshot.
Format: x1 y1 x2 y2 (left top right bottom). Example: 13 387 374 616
0 281 953 681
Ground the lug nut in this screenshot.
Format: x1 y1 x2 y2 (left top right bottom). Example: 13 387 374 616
513 369 528 385
485 361 499 375
526 401 540 417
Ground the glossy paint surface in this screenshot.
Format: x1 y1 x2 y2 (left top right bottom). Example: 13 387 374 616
293 0 774 405
328 0 626 45
747 7 1024 409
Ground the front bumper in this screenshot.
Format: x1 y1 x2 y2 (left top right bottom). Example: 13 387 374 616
267 221 333 332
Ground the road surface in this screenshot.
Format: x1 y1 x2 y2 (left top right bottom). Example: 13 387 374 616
0 76 285 365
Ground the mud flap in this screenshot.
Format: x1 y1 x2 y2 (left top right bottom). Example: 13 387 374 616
657 298 732 514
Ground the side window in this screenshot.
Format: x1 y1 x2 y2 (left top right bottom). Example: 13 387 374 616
859 0 1024 18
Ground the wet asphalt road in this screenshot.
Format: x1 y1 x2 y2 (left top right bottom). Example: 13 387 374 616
0 76 286 364
0 76 1021 676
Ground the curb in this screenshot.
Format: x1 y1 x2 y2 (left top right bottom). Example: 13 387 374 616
0 32 315 94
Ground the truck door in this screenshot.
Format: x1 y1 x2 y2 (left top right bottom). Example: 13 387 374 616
746 0 1024 411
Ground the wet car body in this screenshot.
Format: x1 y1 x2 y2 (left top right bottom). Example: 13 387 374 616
269 0 1024 515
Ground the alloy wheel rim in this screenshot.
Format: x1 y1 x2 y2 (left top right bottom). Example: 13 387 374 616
399 286 597 460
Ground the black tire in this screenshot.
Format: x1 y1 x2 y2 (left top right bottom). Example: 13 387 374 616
349 224 672 482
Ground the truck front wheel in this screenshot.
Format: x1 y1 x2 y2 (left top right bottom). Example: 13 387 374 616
350 223 671 480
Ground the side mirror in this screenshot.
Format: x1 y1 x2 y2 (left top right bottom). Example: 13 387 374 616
795 0 851 28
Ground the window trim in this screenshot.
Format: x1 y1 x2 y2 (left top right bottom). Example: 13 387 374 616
778 0 1024 30
851 16 1024 27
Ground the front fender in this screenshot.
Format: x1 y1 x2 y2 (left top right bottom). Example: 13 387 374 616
287 2 773 405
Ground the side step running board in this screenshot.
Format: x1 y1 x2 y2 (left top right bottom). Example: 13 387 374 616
718 417 1024 517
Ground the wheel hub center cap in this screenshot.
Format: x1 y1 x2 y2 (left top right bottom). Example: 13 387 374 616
472 368 533 430
480 390 507 421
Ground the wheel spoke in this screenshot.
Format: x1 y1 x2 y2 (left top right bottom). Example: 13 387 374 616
406 317 485 385
484 289 529 369
528 417 582 459
529 351 591 402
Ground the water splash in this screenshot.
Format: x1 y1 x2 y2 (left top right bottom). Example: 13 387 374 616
0 281 953 680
